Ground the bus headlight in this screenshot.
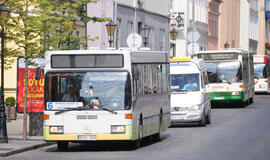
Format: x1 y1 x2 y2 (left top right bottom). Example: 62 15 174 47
111 125 125 134
190 105 201 111
232 91 240 96
49 126 63 134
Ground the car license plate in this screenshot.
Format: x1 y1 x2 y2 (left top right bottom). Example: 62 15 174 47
214 97 224 100
78 135 96 141
171 115 185 120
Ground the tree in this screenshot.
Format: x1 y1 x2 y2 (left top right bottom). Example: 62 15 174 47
4 0 108 140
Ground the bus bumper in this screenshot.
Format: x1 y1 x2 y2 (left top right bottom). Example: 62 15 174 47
43 125 134 141
210 91 243 102
171 112 202 123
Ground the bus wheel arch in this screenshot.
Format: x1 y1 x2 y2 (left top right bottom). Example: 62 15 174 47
153 110 163 141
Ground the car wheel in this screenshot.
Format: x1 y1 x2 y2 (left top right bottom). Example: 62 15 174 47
199 112 206 127
206 110 211 124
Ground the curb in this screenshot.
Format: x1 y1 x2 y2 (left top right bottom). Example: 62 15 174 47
0 142 55 157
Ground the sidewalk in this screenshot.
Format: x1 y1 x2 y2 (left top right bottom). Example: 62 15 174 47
0 114 54 157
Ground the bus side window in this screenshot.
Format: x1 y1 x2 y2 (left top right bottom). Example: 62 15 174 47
143 64 148 94
138 64 144 95
158 64 163 93
152 64 158 93
162 64 167 93
132 64 138 96
148 65 153 94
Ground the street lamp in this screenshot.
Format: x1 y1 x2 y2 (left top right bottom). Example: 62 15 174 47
224 41 230 49
0 3 9 144
170 28 178 57
106 20 117 48
65 19 76 48
141 25 151 47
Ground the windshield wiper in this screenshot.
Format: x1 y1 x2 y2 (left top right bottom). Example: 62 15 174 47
97 104 117 114
54 103 117 115
55 106 91 115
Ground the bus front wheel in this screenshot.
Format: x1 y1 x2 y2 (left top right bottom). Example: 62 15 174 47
57 141 69 151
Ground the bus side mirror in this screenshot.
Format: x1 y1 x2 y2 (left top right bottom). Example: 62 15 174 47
35 67 41 80
132 67 139 80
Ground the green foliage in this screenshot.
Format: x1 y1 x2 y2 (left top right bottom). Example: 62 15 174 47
5 97 15 107
4 0 108 59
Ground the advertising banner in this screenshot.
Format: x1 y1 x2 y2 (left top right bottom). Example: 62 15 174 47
17 58 44 113
266 0 270 20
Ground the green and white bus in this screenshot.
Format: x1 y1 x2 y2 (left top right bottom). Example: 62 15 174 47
43 49 171 150
194 49 254 105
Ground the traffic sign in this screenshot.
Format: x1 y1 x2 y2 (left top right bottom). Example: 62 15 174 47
126 33 142 49
187 29 200 42
187 43 200 54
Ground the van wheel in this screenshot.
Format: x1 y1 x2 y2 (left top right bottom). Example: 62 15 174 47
153 113 163 142
57 141 69 151
199 112 206 127
206 110 211 124
250 97 253 104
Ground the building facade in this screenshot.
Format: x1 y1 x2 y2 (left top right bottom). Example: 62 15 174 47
207 0 222 50
87 0 171 51
171 0 208 57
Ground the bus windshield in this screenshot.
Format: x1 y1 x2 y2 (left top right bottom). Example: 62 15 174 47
45 72 131 110
254 64 267 79
205 61 242 83
170 74 200 92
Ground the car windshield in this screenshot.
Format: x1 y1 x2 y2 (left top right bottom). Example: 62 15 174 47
205 61 242 83
254 64 267 79
170 74 200 92
45 72 131 110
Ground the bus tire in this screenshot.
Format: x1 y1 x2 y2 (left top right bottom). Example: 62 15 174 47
133 118 143 149
206 110 211 124
153 112 163 142
199 112 206 127
57 141 69 151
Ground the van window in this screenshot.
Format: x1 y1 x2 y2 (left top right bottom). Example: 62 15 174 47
171 74 200 92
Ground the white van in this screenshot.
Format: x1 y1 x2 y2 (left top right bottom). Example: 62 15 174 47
170 58 211 126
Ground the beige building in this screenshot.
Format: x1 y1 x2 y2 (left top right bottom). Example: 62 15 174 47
219 0 241 49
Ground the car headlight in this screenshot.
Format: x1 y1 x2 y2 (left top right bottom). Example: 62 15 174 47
49 126 63 134
111 125 125 134
189 105 201 111
232 91 240 96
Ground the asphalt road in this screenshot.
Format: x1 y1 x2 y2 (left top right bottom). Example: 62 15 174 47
3 95 270 160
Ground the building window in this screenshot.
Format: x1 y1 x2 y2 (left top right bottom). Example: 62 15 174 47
159 29 165 51
148 27 154 50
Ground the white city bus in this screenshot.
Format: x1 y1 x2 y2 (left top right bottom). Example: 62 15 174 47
195 49 254 105
253 55 270 93
43 49 171 150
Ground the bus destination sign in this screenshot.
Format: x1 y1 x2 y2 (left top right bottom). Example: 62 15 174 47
197 52 238 61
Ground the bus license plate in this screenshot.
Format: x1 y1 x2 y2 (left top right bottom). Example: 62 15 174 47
214 97 224 100
78 135 96 141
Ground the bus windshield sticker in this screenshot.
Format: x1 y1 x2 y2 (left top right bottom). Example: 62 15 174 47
47 102 83 110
